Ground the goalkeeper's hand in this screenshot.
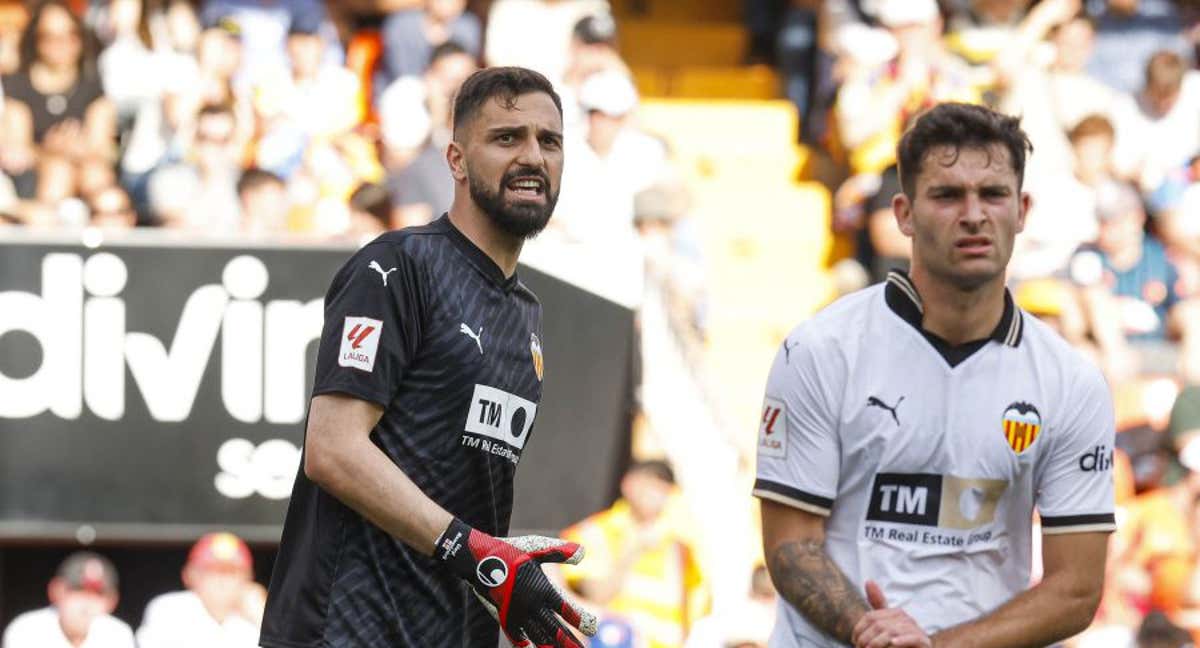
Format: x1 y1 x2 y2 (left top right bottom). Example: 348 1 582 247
435 517 598 647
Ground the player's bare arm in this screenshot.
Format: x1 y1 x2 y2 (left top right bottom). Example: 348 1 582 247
762 500 870 642
303 393 452 554
929 531 1108 648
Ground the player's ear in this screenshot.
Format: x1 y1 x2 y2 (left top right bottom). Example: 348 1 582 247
893 192 915 238
446 139 468 183
1017 191 1031 234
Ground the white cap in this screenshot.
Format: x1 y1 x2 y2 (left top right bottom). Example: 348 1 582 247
877 0 939 28
578 71 638 117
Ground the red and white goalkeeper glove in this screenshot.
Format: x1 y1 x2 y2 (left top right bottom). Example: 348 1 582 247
435 517 598 647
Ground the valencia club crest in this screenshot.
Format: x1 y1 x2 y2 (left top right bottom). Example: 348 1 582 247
530 333 544 382
1002 402 1042 454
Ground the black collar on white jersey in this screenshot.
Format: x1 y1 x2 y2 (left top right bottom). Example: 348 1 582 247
433 213 519 293
885 270 1024 366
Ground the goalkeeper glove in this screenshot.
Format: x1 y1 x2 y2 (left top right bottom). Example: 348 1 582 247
435 517 598 647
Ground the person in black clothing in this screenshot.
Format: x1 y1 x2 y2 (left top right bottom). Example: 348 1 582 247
0 0 115 200
261 66 596 648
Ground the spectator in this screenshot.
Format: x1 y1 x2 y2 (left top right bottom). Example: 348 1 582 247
378 40 477 150
563 12 625 86
1013 114 1113 279
833 0 978 174
559 12 631 133
484 0 609 84
86 183 136 229
1 551 135 648
347 181 391 237
560 460 707 648
1118 440 1200 625
0 0 116 201
199 0 336 90
254 12 361 141
236 167 289 235
1069 181 1198 379
834 164 910 284
194 14 246 109
96 0 160 127
1111 50 1200 195
136 532 261 648
1001 12 1117 180
147 102 241 231
379 0 481 84
1086 0 1189 96
634 172 708 339
554 70 667 249
0 0 26 74
1015 276 1091 340
1135 611 1193 648
380 41 477 226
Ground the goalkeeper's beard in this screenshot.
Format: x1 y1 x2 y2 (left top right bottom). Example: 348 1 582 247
468 168 557 239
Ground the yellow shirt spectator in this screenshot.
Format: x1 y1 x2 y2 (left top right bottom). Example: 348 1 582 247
560 461 707 648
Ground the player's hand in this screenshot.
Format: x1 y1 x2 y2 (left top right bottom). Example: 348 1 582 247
851 580 933 648
435 518 598 647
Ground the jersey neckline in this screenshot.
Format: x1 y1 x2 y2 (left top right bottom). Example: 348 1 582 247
432 213 520 293
884 270 1023 368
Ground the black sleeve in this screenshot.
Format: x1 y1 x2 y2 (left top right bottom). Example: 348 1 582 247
311 241 425 406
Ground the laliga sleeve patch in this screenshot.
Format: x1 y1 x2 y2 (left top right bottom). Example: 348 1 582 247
759 397 787 459
339 316 384 372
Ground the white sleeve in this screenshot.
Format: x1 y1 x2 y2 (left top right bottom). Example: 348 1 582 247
1035 362 1117 534
753 324 843 516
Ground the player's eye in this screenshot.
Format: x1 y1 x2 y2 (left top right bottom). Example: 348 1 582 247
497 134 514 144
540 136 560 149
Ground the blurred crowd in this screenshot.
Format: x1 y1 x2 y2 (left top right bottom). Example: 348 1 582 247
16 0 1200 646
796 0 1200 645
0 0 695 272
1 533 266 648
0 0 715 646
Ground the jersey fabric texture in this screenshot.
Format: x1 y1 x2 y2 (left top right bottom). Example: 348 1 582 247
261 215 545 648
754 271 1116 647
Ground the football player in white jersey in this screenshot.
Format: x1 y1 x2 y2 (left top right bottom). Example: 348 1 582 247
755 102 1115 648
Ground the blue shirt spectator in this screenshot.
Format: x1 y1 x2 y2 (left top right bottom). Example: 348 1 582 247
379 1 481 86
1085 0 1190 95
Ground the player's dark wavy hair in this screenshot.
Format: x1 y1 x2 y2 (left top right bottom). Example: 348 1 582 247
896 102 1033 199
451 67 563 139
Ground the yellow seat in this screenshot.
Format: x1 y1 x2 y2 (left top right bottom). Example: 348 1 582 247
673 66 780 100
620 21 746 67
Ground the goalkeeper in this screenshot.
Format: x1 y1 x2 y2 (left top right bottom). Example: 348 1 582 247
260 66 595 648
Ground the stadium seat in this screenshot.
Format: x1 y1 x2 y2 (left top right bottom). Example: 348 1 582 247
672 65 779 100
636 99 835 448
610 0 741 22
630 65 671 99
619 21 746 67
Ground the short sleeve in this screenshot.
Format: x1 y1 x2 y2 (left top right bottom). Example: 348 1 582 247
752 326 843 516
1036 363 1117 534
311 242 424 407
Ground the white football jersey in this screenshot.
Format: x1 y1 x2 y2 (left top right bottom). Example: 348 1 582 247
754 272 1116 647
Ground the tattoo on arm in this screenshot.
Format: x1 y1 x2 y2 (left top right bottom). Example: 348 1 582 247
768 539 869 642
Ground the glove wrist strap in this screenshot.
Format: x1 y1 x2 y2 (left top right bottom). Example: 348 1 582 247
434 517 477 575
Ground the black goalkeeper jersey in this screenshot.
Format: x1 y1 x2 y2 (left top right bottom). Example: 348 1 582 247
261 215 545 648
